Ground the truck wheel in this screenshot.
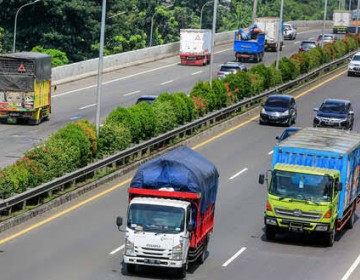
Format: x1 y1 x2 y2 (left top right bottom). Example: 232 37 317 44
176 264 187 278
265 225 276 240
346 209 355 229
28 118 41 125
324 227 335 247
126 263 136 273
197 246 207 264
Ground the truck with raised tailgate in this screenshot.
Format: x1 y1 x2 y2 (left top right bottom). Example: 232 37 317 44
254 17 283 51
0 52 51 124
259 127 360 246
179 29 212 66
332 10 351 33
116 146 219 278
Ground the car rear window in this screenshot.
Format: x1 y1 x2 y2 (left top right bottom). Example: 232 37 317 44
318 35 333 40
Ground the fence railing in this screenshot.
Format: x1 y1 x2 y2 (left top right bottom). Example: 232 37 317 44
0 50 354 217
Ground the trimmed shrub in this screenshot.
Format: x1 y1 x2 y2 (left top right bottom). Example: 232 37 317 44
211 78 228 108
153 101 177 134
249 73 265 95
305 47 322 70
174 92 196 122
278 57 300 82
0 171 13 199
73 119 97 159
131 102 158 139
223 71 252 100
268 66 283 87
249 64 272 89
156 93 187 125
333 40 347 58
323 43 337 60
290 52 310 74
97 123 132 158
190 81 214 116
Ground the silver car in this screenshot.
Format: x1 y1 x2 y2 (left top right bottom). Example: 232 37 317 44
217 62 248 80
284 23 297 40
348 52 360 76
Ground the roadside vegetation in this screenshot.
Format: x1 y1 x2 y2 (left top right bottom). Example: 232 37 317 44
0 34 359 200
0 0 341 65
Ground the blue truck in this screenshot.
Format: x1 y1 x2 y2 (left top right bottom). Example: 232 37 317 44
259 127 360 246
233 32 265 63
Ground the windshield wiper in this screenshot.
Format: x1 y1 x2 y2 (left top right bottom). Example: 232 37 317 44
154 229 172 235
305 198 320 206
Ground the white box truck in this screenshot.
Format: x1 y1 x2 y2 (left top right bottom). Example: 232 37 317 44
179 29 212 66
254 17 283 52
333 10 351 33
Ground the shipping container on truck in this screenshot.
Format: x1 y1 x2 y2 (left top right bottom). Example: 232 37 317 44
259 127 360 247
333 10 351 33
0 52 51 125
116 146 219 278
179 29 212 66
233 31 265 63
254 17 284 52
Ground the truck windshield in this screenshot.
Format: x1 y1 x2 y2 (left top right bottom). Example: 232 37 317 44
269 170 332 202
128 204 185 233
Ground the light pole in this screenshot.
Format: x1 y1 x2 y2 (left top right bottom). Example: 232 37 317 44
275 0 284 69
252 0 258 24
200 1 214 29
13 0 40 53
95 0 107 137
349 0 352 10
209 0 218 86
149 4 173 47
321 0 328 48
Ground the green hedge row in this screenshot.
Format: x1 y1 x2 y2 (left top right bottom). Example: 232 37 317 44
0 34 359 199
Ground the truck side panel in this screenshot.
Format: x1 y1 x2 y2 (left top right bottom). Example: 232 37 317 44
34 80 51 109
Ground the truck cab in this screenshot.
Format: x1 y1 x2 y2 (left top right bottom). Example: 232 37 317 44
121 197 192 273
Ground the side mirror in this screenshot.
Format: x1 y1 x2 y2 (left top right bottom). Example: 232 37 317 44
116 216 123 229
349 110 354 115
259 174 265 184
187 223 195 232
275 136 280 141
336 182 342 192
313 108 319 112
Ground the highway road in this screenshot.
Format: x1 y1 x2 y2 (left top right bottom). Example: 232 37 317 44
0 27 331 169
0 33 360 279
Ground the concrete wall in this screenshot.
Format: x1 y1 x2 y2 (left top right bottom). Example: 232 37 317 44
52 20 332 85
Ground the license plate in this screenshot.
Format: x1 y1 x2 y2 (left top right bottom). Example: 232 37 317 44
289 226 303 233
144 259 160 264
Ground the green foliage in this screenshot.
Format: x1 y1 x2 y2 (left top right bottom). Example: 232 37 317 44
153 101 177 134
97 123 132 158
333 40 347 58
73 119 97 159
267 66 283 87
157 93 186 125
130 102 158 139
31 46 69 67
249 73 265 95
174 92 196 122
277 57 300 82
0 171 13 199
0 26 4 53
249 64 272 89
305 47 322 70
223 71 252 100
211 78 228 108
290 53 310 74
190 81 214 116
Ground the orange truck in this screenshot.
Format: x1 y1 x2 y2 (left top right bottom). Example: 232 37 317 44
0 52 51 125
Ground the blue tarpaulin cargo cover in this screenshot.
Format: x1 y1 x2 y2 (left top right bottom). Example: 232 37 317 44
130 146 219 213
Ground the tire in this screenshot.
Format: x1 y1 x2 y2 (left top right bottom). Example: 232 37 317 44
197 247 207 264
28 118 41 125
126 263 136 273
324 227 335 247
265 225 276 241
348 72 352 77
176 264 187 279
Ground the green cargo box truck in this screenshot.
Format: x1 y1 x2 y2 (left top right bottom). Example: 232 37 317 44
0 52 51 125
259 127 360 246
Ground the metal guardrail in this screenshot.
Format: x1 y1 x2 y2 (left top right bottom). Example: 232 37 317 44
0 50 355 214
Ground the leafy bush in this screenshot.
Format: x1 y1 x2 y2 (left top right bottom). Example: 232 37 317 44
290 52 310 74
304 47 322 70
249 64 272 89
190 81 213 116
131 102 158 139
211 78 228 108
223 71 252 100
73 119 97 159
323 43 337 60
249 73 265 95
156 93 187 125
31 46 69 67
267 66 283 87
333 40 346 58
0 171 13 199
97 123 132 158
278 57 300 82
153 101 177 134
174 92 196 122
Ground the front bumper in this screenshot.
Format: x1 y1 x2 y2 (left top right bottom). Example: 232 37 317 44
348 66 360 75
124 255 184 268
313 117 348 129
260 113 290 124
265 216 331 233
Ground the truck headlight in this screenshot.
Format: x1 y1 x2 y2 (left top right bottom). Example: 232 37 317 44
315 225 328 231
171 244 183 260
125 239 135 256
261 108 266 114
265 217 277 226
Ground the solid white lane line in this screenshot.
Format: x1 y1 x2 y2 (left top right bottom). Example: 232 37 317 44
268 150 273 155
123 90 141 97
192 71 203 75
80 103 96 110
341 254 360 280
110 244 125 255
229 168 248 180
222 247 247 267
161 80 174 85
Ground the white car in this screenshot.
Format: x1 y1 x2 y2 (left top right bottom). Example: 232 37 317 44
348 52 360 76
283 23 297 40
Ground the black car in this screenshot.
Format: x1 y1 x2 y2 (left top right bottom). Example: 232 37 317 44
259 95 297 126
299 40 317 52
313 99 354 130
135 95 157 105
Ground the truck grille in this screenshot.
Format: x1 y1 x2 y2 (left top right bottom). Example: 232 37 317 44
135 246 171 259
275 208 322 220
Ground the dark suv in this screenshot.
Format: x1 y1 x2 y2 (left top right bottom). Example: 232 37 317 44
313 99 354 130
259 95 297 126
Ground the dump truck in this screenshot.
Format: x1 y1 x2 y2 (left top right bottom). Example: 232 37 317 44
116 146 219 278
0 52 51 125
259 127 360 247
333 10 351 33
254 17 283 51
234 31 265 63
179 29 212 66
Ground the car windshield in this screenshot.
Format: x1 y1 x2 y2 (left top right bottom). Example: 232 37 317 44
319 102 347 114
136 97 156 105
302 42 316 48
220 66 238 71
352 55 360 61
279 129 300 142
318 35 333 40
128 203 185 234
269 170 332 202
265 98 290 108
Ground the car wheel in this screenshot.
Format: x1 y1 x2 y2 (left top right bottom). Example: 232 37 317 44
348 72 352 77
